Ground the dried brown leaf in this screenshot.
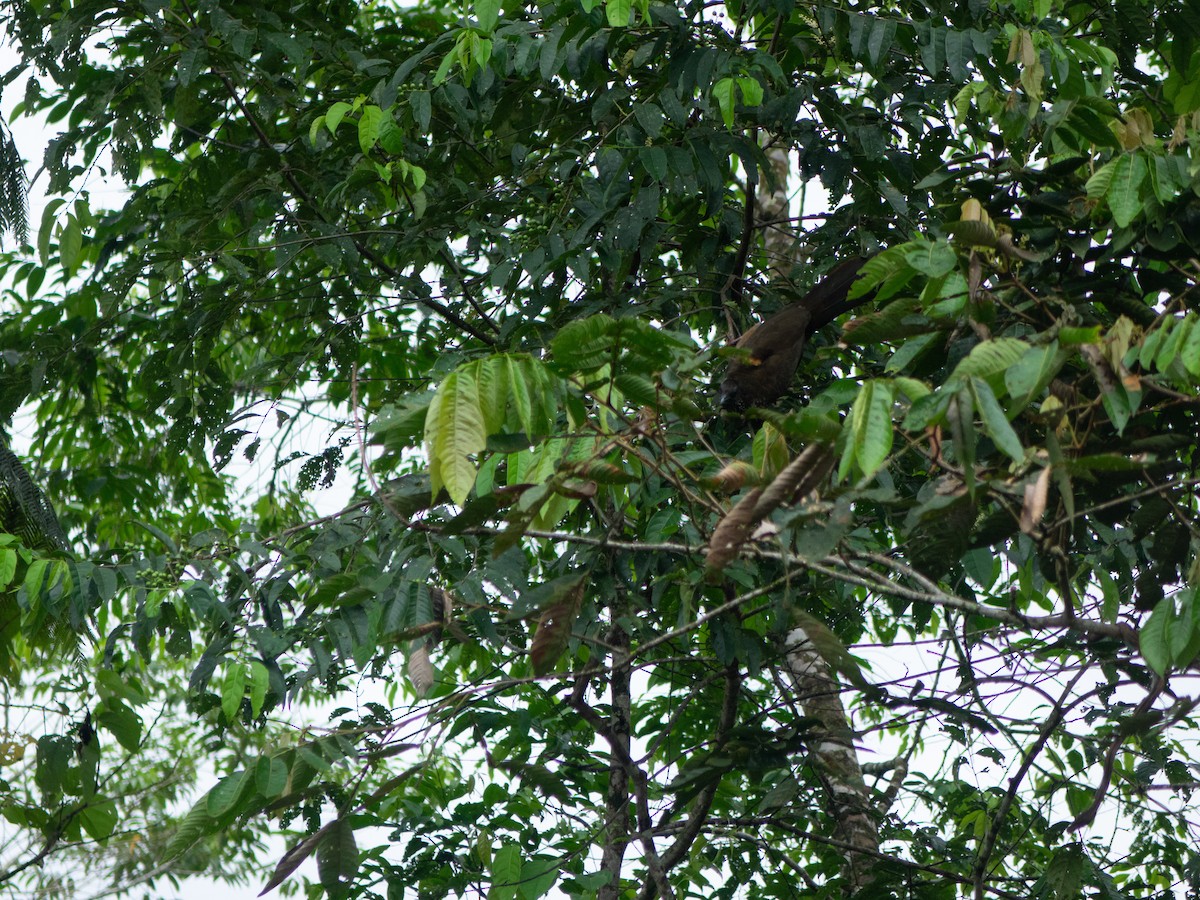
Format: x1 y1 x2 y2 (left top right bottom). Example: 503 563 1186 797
529 579 585 676
407 645 435 697
1020 465 1052 535
706 487 764 578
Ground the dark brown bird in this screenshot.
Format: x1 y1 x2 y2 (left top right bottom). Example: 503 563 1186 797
719 257 873 410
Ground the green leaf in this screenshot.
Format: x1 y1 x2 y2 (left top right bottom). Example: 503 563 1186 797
842 380 895 481
605 0 632 26
1140 600 1172 676
256 755 289 798
37 197 67 266
221 663 246 721
1005 342 1065 408
1105 152 1147 227
248 660 270 717
59 214 82 275
358 105 385 155
326 101 353 134
317 818 359 890
163 796 217 861
970 378 1024 463
712 77 736 128
425 369 488 505
0 548 15 588
490 842 523 900
79 799 119 842
475 0 501 31
206 769 253 818
950 338 1030 388
96 703 143 752
736 76 763 106
308 114 326 146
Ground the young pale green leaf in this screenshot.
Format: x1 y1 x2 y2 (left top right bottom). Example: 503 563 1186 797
425 369 487 505
605 0 632 26
474 357 510 435
358 105 385 155
221 663 246 721
712 77 736 128
248 660 269 717
325 101 353 134
753 422 790 477
1139 599 1172 676
736 76 763 106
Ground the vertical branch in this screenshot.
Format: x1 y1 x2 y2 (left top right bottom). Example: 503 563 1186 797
597 608 632 900
784 626 879 891
755 131 881 889
756 138 799 285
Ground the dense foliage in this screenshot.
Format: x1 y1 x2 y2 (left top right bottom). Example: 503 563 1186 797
2 0 1200 896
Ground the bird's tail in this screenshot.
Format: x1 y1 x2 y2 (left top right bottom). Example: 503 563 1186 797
801 256 873 332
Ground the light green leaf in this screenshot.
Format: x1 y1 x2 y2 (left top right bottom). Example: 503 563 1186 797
59 214 82 275
736 76 763 106
1085 155 1118 200
247 660 269 717
1140 600 1172 676
308 115 326 146
474 357 510 435
605 0 632 26
506 356 534 436
712 77 736 128
358 105 385 155
326 101 353 134
221 663 246 721
425 369 487 505
0 548 15 588
434 46 458 84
